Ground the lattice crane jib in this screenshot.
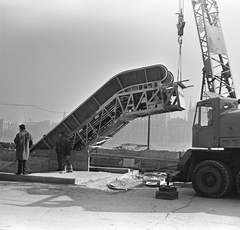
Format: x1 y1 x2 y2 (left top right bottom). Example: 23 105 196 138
192 0 236 99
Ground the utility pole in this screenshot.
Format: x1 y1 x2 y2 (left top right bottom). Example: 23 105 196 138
147 115 150 149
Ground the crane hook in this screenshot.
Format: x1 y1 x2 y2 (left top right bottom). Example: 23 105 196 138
176 8 185 37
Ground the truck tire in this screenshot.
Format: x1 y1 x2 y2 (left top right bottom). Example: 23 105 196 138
192 160 230 198
219 162 233 194
236 171 240 194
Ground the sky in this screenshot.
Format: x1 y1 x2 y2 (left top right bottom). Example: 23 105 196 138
1 0 240 123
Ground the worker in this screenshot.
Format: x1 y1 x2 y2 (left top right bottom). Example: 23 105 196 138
207 109 213 126
14 124 33 175
60 134 73 173
56 132 66 171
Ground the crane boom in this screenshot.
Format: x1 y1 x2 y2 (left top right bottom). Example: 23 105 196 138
191 0 236 99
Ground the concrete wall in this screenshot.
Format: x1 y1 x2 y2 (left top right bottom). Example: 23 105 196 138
0 149 89 173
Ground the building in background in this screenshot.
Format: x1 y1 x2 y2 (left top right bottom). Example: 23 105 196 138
0 119 18 142
0 102 196 150
0 119 57 143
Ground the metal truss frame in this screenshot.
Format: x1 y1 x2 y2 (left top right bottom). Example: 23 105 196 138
192 0 236 99
69 80 186 151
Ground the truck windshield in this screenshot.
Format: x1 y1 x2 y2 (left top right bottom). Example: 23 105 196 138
201 104 213 126
194 103 213 127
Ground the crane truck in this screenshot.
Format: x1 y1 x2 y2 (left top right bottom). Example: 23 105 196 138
172 0 240 198
29 0 239 198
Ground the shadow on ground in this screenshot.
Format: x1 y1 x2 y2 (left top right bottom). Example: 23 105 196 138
1 181 239 218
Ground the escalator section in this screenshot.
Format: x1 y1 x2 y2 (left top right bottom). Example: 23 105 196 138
31 64 186 152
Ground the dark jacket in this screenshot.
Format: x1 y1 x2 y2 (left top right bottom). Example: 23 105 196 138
64 138 71 156
56 136 66 154
14 130 33 160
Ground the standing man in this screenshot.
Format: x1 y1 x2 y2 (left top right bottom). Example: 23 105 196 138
14 124 33 175
61 134 73 173
56 132 66 171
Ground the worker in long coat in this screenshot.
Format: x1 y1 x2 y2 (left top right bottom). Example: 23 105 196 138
14 124 33 175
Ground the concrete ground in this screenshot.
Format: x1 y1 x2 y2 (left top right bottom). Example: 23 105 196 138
0 171 240 230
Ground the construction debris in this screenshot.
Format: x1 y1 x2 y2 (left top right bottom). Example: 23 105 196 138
142 172 167 187
107 177 143 191
106 171 169 191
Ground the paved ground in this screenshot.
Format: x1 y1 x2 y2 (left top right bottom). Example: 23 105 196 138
0 172 240 230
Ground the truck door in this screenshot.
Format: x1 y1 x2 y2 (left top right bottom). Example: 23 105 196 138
192 102 216 148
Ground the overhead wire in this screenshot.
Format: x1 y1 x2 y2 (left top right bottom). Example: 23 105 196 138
0 100 71 114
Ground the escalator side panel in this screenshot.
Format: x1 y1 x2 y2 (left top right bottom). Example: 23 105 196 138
94 86 113 105
118 71 138 88
84 97 100 114
146 66 167 82
135 70 147 84
72 103 94 123
61 116 79 132
105 77 123 95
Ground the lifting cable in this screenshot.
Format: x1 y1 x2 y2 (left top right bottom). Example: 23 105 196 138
176 0 185 82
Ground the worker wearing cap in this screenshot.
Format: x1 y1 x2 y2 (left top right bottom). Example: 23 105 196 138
14 124 33 175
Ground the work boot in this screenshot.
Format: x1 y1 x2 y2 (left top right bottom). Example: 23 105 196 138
67 165 73 173
60 166 67 174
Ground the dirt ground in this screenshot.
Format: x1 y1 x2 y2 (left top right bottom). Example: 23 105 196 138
0 179 240 230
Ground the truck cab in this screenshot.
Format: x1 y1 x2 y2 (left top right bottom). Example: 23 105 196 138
192 97 240 148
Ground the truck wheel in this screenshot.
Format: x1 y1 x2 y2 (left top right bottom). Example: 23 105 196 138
220 162 233 194
236 171 240 194
192 160 230 198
